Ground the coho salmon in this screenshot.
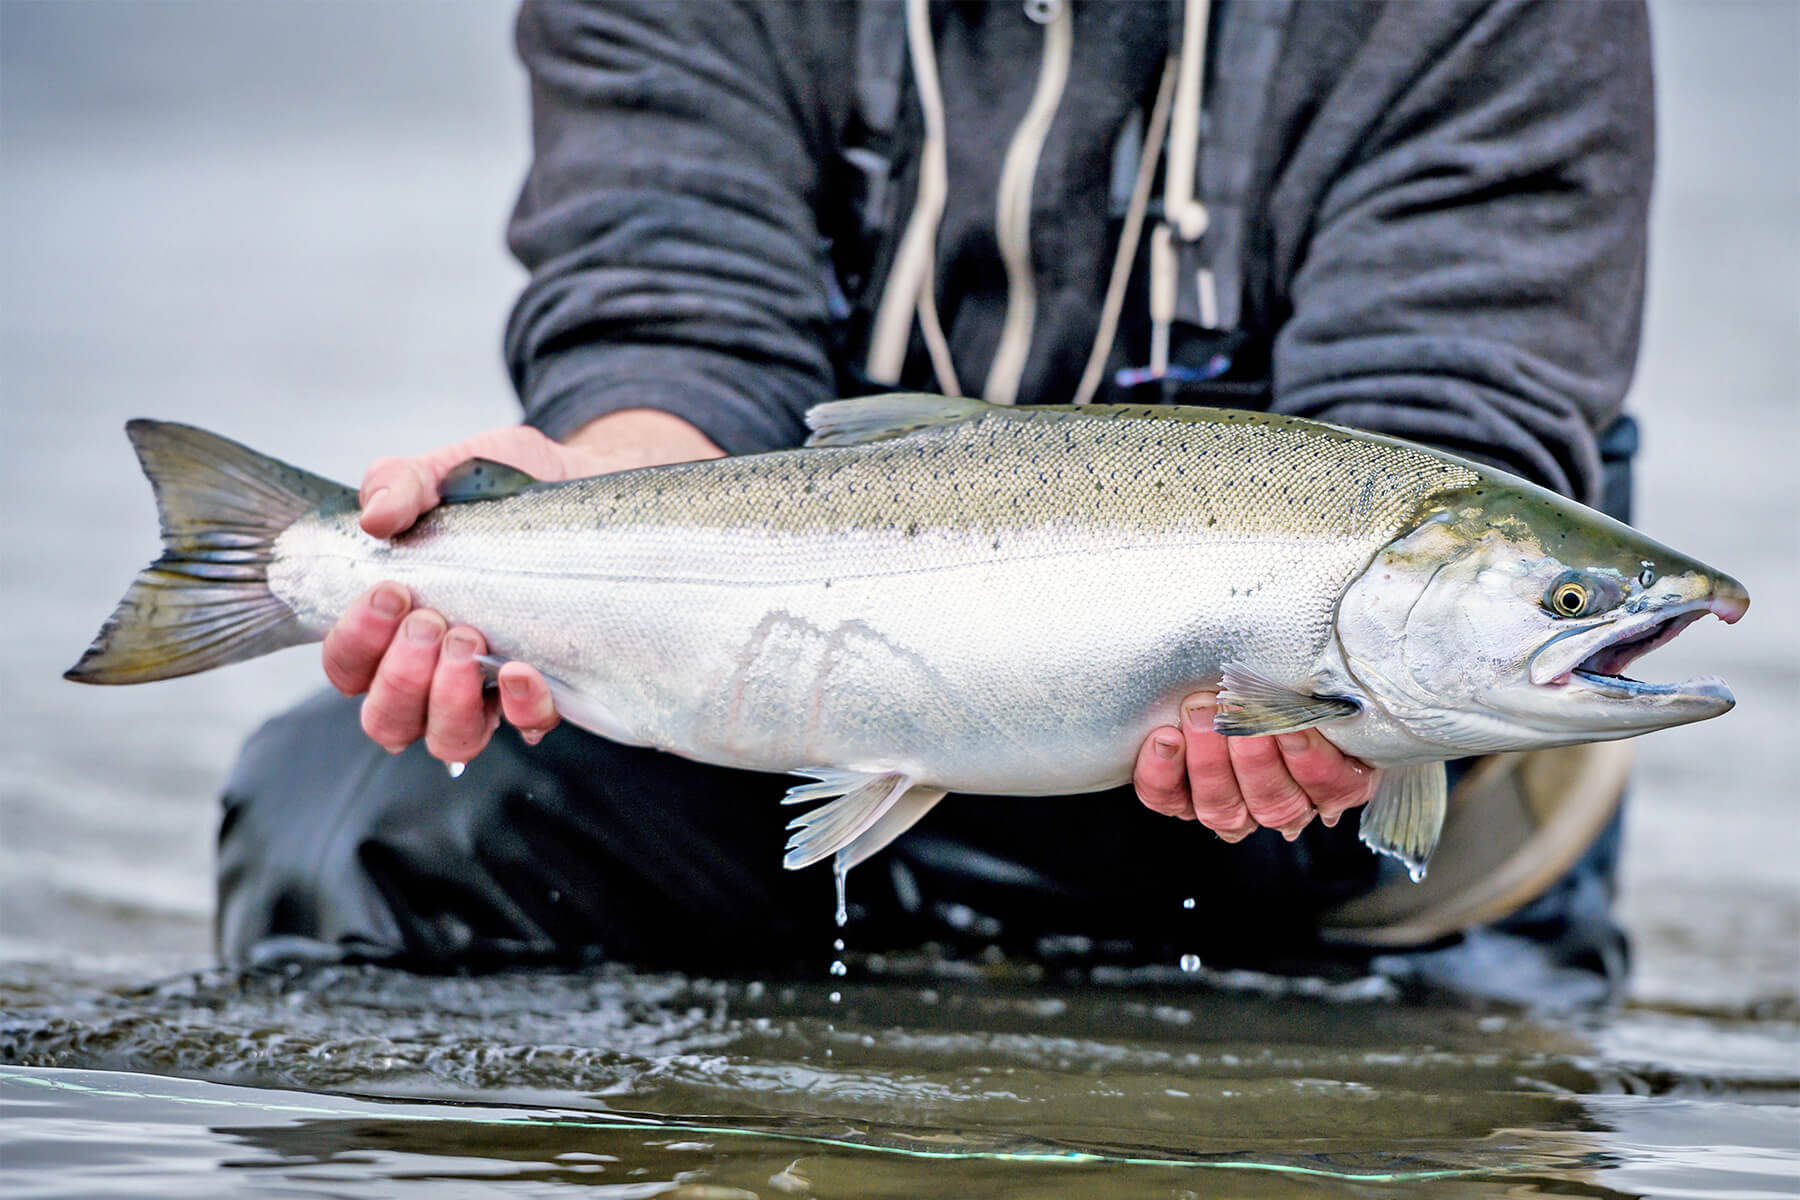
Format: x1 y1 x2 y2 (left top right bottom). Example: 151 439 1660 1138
67 396 1748 879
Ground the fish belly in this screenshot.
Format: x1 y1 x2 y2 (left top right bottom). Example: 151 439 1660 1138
275 515 1349 797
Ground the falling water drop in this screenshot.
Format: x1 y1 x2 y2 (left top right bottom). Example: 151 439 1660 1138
833 938 845 953
829 991 842 1004
447 761 466 780
833 859 849 928
1408 863 1427 884
1179 953 1202 973
1181 896 1196 910
829 960 847 977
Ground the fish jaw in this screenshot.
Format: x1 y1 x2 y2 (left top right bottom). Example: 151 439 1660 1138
1518 569 1747 733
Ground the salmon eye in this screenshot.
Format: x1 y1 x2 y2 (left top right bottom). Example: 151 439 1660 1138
1547 575 1592 617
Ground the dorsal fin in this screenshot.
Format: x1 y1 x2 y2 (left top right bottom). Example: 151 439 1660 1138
439 458 539 503
804 394 992 447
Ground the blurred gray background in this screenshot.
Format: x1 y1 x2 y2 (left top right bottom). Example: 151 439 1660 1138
1 0 1795 1008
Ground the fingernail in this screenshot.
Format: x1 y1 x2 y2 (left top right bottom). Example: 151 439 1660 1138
365 486 390 514
1321 812 1340 828
371 585 407 619
1181 696 1215 731
404 611 444 644
1152 735 1180 760
443 630 479 661
1277 732 1311 756
503 676 531 700
521 728 544 747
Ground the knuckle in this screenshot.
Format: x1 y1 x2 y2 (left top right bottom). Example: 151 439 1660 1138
1228 734 1283 772
381 657 437 695
360 700 415 753
360 457 407 497
1315 776 1374 813
1189 791 1247 828
1199 808 1256 840
1136 782 1189 817
1246 791 1312 829
321 651 362 695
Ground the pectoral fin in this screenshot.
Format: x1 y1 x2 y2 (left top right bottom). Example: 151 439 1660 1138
1358 762 1448 881
440 458 539 503
1213 662 1361 737
782 769 937 870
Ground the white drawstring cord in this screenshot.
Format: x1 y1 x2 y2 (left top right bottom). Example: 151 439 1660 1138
1162 0 1212 244
865 0 961 395
1073 56 1178 406
984 0 1073 406
1150 0 1215 376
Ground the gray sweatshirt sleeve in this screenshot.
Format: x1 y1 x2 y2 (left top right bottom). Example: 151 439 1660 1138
1266 0 1654 503
503 1 839 455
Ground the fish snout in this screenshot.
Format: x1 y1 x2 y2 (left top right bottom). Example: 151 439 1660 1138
1709 575 1750 624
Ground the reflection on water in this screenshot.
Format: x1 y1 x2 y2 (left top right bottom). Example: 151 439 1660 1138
3 961 1797 1198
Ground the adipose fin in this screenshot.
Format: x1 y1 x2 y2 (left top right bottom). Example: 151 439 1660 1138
439 458 540 503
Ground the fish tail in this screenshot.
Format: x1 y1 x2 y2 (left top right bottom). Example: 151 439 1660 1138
65 420 353 684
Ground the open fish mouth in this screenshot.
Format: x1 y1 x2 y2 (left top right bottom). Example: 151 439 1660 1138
1530 589 1744 708
1567 610 1724 699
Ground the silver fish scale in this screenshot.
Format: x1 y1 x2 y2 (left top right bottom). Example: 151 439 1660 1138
273 408 1480 795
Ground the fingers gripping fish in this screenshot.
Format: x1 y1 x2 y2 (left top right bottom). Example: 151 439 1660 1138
67 396 1748 881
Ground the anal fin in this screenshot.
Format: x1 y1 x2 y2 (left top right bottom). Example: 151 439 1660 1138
1358 761 1448 881
836 787 945 872
782 769 936 871
1214 662 1361 736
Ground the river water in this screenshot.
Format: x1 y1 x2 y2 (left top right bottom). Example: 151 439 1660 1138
1 2 1795 1197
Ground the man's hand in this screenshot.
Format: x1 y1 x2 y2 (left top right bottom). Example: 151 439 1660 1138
323 409 723 762
1133 693 1375 840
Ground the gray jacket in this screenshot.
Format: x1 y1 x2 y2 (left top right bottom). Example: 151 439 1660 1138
503 0 1653 505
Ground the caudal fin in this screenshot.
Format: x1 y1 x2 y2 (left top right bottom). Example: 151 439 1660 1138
65 420 353 685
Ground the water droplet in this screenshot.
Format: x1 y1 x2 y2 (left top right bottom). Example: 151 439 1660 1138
1408 863 1427 883
833 938 845 953
1179 953 1202 973
1181 896 1196 910
447 761 466 780
828 991 842 1004
833 859 849 928
829 960 847 977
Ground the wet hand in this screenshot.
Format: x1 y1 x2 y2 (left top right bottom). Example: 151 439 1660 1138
323 411 723 762
1132 692 1375 840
